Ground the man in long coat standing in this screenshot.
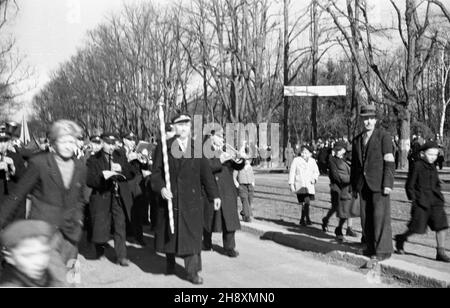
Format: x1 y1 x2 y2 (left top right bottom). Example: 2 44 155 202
151 114 220 285
202 130 244 257
87 133 136 267
351 105 395 268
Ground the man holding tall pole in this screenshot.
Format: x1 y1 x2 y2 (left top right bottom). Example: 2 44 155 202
151 111 221 285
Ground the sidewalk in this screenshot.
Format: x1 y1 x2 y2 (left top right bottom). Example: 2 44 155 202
239 218 450 288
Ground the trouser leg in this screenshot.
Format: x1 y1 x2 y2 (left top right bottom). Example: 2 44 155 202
223 231 236 251
203 229 213 249
372 191 393 256
184 253 202 276
112 197 127 260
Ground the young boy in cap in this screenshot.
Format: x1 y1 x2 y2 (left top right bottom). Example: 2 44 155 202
395 141 450 262
0 220 56 287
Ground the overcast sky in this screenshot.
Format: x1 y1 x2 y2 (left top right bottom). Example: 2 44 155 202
4 0 449 121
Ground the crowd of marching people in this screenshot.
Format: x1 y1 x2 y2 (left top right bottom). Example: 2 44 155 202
0 115 257 287
0 104 449 288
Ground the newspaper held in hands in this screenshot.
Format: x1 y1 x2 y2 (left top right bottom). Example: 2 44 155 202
102 170 127 181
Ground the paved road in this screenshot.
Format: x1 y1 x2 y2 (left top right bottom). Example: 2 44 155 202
76 231 397 288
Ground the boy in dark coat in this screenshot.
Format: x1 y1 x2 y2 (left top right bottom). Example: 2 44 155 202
395 141 450 262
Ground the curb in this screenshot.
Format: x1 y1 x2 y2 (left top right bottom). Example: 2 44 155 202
240 222 450 288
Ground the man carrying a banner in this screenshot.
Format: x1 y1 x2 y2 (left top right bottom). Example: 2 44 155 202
151 113 220 285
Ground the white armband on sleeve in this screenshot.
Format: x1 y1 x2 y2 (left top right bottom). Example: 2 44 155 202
384 153 395 162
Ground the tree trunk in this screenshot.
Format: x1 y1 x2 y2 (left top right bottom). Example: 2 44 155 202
440 104 447 138
310 0 319 141
399 107 411 170
282 0 290 162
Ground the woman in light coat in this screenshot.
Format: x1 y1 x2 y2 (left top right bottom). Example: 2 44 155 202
289 145 320 226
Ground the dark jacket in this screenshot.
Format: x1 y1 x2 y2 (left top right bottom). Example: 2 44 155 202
0 263 56 288
0 150 27 196
405 159 445 209
0 153 87 244
151 138 219 256
86 150 135 221
204 157 244 233
351 128 395 193
329 155 353 218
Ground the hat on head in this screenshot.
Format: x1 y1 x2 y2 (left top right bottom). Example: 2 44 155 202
333 141 347 152
90 135 102 143
0 131 11 142
420 141 439 152
360 105 377 117
101 133 118 144
122 132 137 141
0 220 55 250
171 114 192 125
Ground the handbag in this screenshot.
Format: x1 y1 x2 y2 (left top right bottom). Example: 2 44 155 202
349 195 361 218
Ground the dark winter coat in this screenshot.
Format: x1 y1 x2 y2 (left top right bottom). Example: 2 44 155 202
86 150 135 239
151 138 219 256
351 128 395 193
204 157 244 233
405 159 445 209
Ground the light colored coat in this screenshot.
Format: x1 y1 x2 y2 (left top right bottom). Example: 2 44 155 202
288 156 320 195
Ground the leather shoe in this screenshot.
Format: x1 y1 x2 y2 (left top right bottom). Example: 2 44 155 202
321 218 329 232
166 266 175 276
225 249 239 258
118 258 130 267
436 248 450 263
187 274 204 285
394 234 406 255
346 227 357 237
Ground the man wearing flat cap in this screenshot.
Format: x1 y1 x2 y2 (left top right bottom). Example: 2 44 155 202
151 113 221 285
86 133 136 267
351 105 395 268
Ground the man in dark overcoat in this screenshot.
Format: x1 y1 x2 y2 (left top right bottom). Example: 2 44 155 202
86 133 136 267
202 130 244 257
351 105 395 268
151 114 220 285
0 131 27 220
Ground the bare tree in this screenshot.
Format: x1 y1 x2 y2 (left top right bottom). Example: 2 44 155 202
322 0 440 169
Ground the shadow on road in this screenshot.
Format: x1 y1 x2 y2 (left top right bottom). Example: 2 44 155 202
254 217 363 256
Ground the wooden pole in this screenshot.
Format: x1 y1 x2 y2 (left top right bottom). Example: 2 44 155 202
157 101 174 234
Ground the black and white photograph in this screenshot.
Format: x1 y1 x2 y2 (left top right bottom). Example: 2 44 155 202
0 0 450 292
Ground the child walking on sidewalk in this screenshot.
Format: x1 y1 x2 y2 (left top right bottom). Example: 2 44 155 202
289 145 320 226
395 141 450 262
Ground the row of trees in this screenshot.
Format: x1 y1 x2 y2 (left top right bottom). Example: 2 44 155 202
30 0 450 169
